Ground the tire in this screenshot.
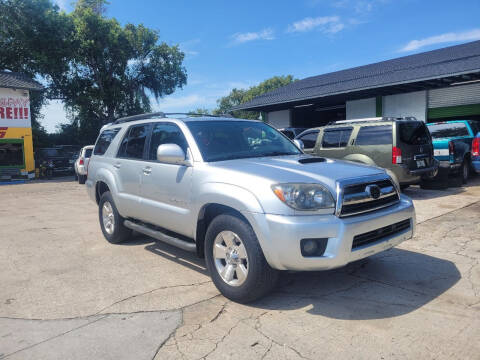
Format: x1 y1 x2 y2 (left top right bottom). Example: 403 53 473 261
78 175 86 184
461 160 470 184
98 191 132 244
204 214 279 303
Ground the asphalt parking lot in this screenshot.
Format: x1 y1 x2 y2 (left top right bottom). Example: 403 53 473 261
0 177 479 359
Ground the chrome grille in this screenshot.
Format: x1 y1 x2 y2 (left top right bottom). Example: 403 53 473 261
337 176 400 217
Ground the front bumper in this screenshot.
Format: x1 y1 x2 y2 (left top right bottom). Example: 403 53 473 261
244 194 415 271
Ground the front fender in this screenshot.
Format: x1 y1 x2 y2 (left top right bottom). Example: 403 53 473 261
195 182 265 215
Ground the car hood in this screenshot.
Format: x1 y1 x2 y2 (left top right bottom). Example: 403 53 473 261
205 155 386 212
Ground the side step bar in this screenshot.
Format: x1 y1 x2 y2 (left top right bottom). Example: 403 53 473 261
124 220 196 253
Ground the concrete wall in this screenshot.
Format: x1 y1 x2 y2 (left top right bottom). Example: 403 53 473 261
267 109 290 128
383 90 427 121
346 98 376 119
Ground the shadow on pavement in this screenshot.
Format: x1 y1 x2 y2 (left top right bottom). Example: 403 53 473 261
138 232 460 320
143 236 208 276
253 248 460 320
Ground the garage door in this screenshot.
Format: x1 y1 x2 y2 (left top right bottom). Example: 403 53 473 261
428 82 480 119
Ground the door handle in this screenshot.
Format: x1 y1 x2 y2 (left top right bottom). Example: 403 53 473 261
143 166 152 175
113 163 121 169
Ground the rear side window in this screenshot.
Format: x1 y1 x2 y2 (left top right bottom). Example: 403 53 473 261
322 128 353 148
148 123 188 160
297 130 319 148
398 122 430 145
94 128 120 155
117 124 150 159
84 149 93 158
428 122 470 138
355 125 392 145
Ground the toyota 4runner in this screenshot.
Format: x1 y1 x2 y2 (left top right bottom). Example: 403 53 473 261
86 113 416 302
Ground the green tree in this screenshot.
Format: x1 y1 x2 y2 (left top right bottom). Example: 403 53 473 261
0 0 187 145
0 0 75 144
214 75 295 119
56 0 187 143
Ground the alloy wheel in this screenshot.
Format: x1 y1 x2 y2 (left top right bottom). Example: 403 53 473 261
213 230 249 286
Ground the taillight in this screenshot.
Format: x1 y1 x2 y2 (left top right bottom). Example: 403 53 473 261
79 158 84 165
473 138 480 156
392 146 402 164
448 141 455 155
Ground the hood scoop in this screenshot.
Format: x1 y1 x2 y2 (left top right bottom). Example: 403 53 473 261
298 157 327 164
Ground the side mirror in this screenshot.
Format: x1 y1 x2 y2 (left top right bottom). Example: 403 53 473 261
293 139 304 151
157 144 190 166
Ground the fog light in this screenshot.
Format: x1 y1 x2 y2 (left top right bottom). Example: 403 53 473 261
302 239 317 254
300 238 328 257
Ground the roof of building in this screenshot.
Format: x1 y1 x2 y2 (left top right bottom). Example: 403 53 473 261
0 71 43 91
234 40 480 111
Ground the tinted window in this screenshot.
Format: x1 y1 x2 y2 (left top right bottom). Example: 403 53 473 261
321 128 352 148
355 125 392 146
427 122 470 138
398 122 429 145
149 123 188 160
84 149 93 158
117 124 149 159
94 128 121 155
298 131 319 148
186 121 301 162
281 130 295 139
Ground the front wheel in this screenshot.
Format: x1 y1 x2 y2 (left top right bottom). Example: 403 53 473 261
205 214 279 303
98 191 132 244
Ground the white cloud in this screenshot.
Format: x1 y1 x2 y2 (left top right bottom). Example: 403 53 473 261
231 28 275 44
400 29 480 52
54 0 68 11
287 16 344 34
40 100 69 133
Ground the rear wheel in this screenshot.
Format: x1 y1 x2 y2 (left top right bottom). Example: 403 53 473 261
205 214 279 303
98 191 131 244
78 175 86 184
461 160 470 184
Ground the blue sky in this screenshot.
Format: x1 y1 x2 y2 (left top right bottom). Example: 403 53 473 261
42 0 480 132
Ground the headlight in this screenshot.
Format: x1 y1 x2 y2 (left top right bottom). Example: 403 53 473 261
271 183 335 211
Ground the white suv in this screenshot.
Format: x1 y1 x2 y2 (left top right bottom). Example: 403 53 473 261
75 145 94 184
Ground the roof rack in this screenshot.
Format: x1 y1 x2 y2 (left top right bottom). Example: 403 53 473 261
330 116 418 125
112 112 233 125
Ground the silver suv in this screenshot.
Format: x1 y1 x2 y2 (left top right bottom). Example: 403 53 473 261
86 113 415 302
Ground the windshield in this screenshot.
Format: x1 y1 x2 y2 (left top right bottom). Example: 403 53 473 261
39 148 63 157
427 122 470 139
399 121 430 145
186 121 302 162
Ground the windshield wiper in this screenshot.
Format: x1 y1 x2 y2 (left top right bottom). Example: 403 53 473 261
260 151 297 157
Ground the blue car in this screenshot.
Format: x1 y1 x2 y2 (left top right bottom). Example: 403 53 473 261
427 120 480 184
472 132 480 174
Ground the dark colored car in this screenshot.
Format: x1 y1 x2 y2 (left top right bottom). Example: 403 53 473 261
279 127 308 139
36 147 79 175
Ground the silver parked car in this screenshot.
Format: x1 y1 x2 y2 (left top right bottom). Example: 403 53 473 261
75 145 94 184
86 113 416 302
